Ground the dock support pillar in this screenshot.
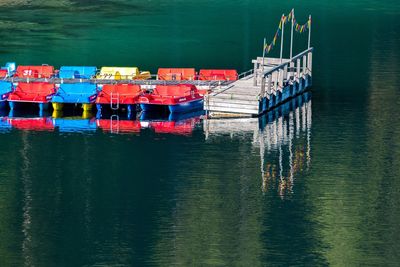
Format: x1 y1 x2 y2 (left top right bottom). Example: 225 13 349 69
8 101 15 110
39 103 49 112
82 103 94 111
127 104 133 119
52 102 63 111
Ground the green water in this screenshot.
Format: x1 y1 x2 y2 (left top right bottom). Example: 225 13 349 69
1 0 400 266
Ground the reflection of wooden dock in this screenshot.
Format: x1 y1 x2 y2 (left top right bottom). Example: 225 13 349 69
204 48 313 117
204 92 311 144
203 117 259 139
204 93 312 195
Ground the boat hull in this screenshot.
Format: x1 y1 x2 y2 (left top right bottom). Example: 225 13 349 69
140 99 203 113
168 99 203 113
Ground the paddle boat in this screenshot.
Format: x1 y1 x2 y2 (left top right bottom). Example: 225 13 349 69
15 65 54 78
7 82 56 112
51 83 98 111
157 68 196 80
58 66 97 79
96 84 142 114
198 69 238 81
0 81 13 109
96 67 151 80
138 84 203 113
0 62 16 78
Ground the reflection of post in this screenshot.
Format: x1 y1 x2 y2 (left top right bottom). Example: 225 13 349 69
21 132 33 266
289 111 294 182
306 99 312 169
278 116 283 185
295 101 300 138
302 101 307 132
259 129 266 192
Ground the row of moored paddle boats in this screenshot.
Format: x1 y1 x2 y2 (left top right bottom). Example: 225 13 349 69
0 62 238 113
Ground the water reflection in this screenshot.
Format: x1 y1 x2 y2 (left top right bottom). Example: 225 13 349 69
52 110 97 133
8 117 54 131
204 92 312 197
140 110 204 136
0 108 204 135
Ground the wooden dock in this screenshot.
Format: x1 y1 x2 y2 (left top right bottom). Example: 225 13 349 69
204 48 313 117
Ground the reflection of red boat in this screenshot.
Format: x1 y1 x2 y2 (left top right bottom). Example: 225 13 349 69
15 65 54 78
96 119 141 133
149 117 200 135
198 69 238 81
8 117 54 131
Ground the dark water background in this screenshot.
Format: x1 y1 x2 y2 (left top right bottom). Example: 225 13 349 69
0 0 399 266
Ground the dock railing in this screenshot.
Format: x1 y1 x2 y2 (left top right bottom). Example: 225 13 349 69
257 47 313 98
238 69 254 80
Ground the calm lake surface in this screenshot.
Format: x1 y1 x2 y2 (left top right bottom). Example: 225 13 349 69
0 0 399 266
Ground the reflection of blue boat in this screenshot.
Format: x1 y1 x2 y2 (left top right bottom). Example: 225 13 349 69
168 109 205 121
59 66 97 79
0 81 13 109
53 117 97 133
139 111 170 121
140 109 204 122
0 116 11 132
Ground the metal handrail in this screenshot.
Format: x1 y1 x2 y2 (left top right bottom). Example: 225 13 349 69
238 69 254 79
262 47 313 78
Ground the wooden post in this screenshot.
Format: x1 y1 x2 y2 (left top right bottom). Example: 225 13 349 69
280 14 285 64
267 74 272 95
296 58 301 79
260 77 266 97
253 61 258 86
283 64 288 82
262 38 266 73
308 15 312 49
290 9 294 60
308 52 313 76
290 61 294 80
303 55 307 75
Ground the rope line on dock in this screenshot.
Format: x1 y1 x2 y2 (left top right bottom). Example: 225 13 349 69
264 9 312 54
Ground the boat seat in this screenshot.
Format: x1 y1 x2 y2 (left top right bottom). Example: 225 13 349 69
157 68 196 80
199 69 238 81
8 82 55 102
15 66 54 78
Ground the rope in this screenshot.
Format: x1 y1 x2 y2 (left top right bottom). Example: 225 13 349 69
264 10 312 54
